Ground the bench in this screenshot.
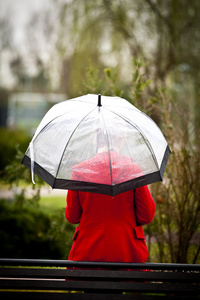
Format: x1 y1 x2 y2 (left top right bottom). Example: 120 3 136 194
0 258 199 299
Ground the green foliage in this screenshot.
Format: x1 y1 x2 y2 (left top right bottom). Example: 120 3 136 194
132 58 151 101
81 65 105 95
149 89 200 263
47 208 76 260
81 65 124 98
0 128 30 176
0 200 74 259
1 140 74 259
3 145 44 208
81 58 151 104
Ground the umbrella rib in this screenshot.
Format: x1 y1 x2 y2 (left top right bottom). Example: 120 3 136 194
103 107 160 171
53 107 97 187
100 108 113 186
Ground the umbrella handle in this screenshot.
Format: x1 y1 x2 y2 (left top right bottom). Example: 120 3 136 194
29 142 36 185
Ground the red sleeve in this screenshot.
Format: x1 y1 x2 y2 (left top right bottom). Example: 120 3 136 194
134 185 155 225
65 190 82 224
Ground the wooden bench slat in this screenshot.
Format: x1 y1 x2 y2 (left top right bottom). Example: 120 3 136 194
0 279 199 294
0 267 199 283
2 291 199 300
1 291 199 300
0 259 199 271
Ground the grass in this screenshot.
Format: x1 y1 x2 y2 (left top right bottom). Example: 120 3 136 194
40 195 66 211
0 180 66 212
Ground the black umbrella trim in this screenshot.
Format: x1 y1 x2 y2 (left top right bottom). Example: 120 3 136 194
21 145 170 196
21 155 55 187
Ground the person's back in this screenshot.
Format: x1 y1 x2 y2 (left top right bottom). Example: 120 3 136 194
65 185 155 263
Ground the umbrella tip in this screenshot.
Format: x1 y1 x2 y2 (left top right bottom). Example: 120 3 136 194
98 94 102 107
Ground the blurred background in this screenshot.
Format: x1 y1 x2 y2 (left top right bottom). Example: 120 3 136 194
0 0 199 263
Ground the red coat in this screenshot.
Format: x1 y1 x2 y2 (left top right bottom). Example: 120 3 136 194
65 151 155 263
66 187 155 263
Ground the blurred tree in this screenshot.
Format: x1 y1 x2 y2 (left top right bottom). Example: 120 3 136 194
2 0 199 106
0 10 13 123
25 6 56 93
150 90 200 263
0 9 13 86
0 14 12 52
144 0 200 78
0 88 9 127
44 0 200 136
54 0 108 97
9 56 49 93
11 0 198 126
30 59 49 93
9 55 27 91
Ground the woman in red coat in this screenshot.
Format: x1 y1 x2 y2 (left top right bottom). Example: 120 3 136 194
65 151 155 263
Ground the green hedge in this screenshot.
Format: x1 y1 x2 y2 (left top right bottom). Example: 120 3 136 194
0 128 30 175
0 200 75 259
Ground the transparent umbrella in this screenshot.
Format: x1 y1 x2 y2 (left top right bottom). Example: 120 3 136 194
22 94 170 196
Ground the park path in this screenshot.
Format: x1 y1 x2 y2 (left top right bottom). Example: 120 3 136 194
0 186 67 199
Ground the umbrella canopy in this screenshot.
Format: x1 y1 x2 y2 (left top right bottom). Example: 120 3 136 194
22 94 170 196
